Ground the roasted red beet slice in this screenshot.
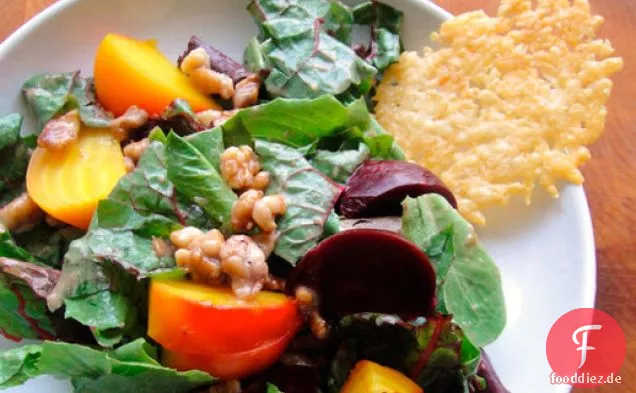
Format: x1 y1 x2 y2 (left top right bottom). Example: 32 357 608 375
338 160 457 218
286 229 436 320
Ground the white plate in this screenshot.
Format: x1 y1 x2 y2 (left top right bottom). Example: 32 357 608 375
0 0 595 392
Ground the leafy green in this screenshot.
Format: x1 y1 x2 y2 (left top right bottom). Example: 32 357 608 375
327 314 482 393
256 141 342 264
244 36 270 74
256 18 377 98
72 77 113 128
352 2 404 71
0 113 22 151
245 0 407 99
47 141 214 346
22 72 112 131
0 231 37 264
401 195 506 347
0 255 59 341
166 133 236 230
185 128 225 171
310 143 369 183
362 117 405 159
217 95 370 149
266 383 284 393
47 237 141 347
322 210 341 238
247 0 354 43
105 142 211 230
12 225 83 269
148 127 168 144
0 339 213 392
0 113 29 204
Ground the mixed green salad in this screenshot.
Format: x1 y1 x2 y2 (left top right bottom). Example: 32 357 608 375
0 1 510 392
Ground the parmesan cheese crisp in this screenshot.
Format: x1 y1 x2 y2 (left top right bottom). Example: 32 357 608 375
374 0 623 225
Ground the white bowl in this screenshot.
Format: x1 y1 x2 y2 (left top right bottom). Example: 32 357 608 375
0 1 594 392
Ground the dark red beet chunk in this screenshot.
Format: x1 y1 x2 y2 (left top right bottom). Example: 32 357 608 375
286 229 436 320
338 160 457 218
178 35 250 84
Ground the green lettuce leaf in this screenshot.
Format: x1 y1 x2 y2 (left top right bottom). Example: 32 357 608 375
0 231 37 264
401 195 506 347
0 113 22 151
322 210 341 238
218 95 370 149
327 313 481 393
166 133 236 230
255 141 342 264
47 237 142 348
352 2 404 71
316 115 404 160
256 18 377 98
266 383 285 393
47 141 214 346
22 72 112 131
0 339 213 392
247 0 354 42
0 256 59 341
0 113 29 205
185 128 225 171
11 225 83 269
309 143 369 183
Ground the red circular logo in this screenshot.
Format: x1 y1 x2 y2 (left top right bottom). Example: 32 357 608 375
546 308 626 388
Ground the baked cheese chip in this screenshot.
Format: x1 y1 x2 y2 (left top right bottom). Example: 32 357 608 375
374 0 623 225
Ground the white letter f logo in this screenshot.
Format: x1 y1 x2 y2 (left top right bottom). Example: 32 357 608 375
572 324 602 368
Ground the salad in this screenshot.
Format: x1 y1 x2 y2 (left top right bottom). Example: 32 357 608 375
0 1 511 392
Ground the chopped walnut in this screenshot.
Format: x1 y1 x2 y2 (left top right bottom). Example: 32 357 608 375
295 286 328 339
170 226 204 248
309 312 328 339
38 110 80 150
111 106 148 141
232 73 261 108
170 227 225 284
253 195 286 233
295 286 315 307
191 68 235 99
196 109 238 128
231 190 285 234
231 189 263 232
0 193 43 233
123 138 150 163
196 109 223 127
220 235 268 299
252 171 270 191
180 47 209 74
152 237 173 258
252 231 279 259
123 157 136 173
220 145 268 190
181 48 235 99
263 274 286 292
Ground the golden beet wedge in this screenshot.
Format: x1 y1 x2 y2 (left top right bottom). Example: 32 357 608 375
163 330 296 380
26 128 127 229
94 33 219 116
341 360 423 393
148 279 300 368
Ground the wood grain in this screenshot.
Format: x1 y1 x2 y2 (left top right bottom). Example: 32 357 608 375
0 0 634 392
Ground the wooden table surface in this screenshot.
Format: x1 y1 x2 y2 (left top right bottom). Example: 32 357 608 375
0 0 633 391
